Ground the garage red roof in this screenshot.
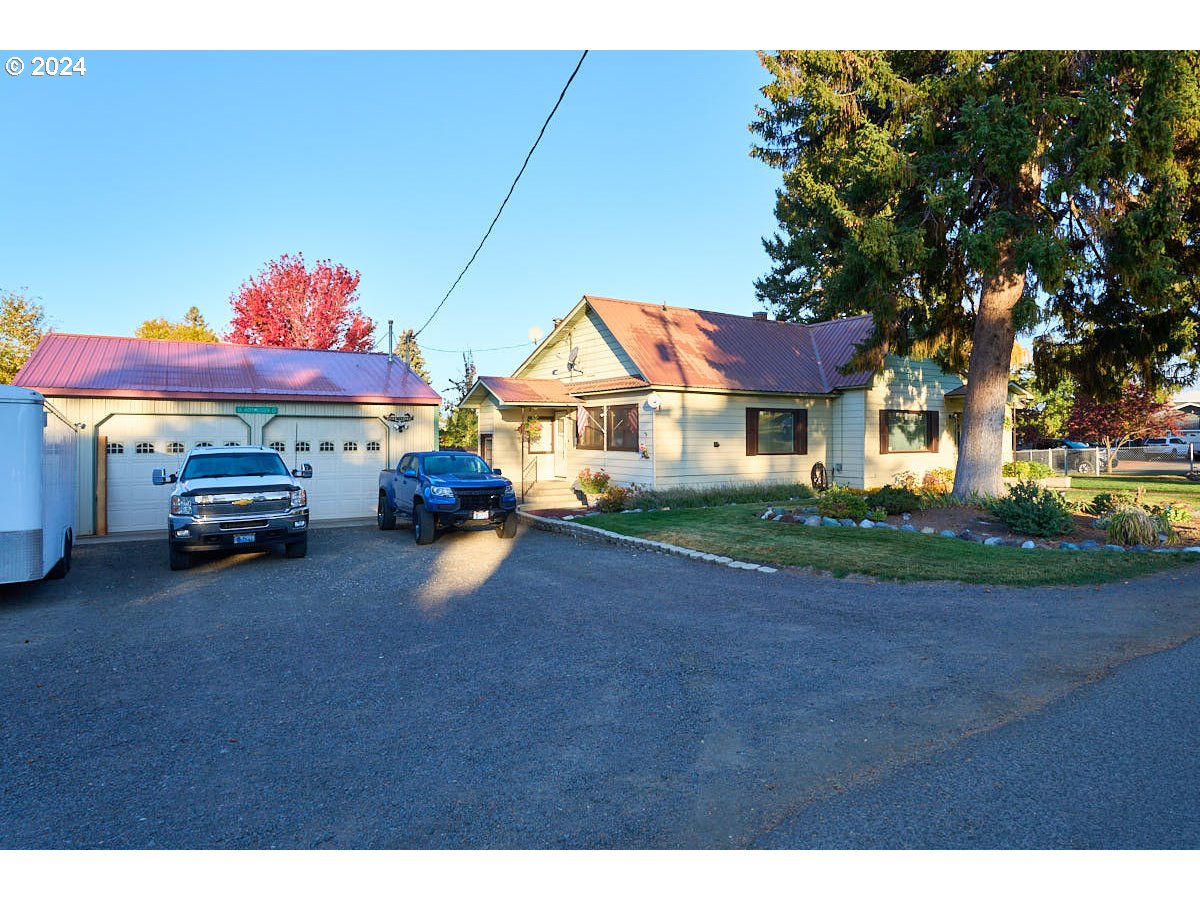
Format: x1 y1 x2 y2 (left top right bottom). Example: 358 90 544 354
15 333 441 405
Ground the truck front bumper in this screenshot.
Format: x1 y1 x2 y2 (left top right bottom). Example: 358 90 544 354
168 509 309 552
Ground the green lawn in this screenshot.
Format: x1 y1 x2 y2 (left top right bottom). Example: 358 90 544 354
1065 474 1200 511
584 505 1198 585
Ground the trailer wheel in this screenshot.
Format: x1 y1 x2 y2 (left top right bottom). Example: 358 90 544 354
47 532 72 579
169 543 192 571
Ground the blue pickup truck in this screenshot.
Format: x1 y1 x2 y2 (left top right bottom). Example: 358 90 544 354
378 450 518 544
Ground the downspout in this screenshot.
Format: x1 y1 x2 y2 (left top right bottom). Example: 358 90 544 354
520 405 527 502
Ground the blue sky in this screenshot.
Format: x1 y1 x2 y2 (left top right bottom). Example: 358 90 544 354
0 51 783 397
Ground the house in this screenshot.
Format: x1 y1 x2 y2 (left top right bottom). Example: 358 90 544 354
14 334 440 535
461 295 1017 498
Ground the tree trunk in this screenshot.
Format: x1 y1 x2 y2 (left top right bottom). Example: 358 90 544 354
953 252 1025 499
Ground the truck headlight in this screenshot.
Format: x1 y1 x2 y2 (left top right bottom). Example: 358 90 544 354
503 484 515 497
428 485 455 500
171 495 195 516
290 488 307 509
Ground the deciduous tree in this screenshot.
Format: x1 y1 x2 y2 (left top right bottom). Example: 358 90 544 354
226 253 374 351
440 352 478 450
751 51 1200 496
135 306 218 342
1068 383 1182 472
1 290 47 384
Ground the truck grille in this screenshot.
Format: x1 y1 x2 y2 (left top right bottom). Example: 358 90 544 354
454 488 502 511
194 491 292 518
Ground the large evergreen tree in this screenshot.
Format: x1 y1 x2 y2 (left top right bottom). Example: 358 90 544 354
751 51 1200 496
393 329 431 384
440 352 479 450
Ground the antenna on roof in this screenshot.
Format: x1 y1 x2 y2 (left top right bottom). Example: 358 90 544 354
387 320 394 364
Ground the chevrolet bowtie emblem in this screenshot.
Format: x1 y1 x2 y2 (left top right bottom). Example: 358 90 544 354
232 498 253 506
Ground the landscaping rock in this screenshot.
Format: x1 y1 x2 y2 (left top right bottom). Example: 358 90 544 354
859 519 875 529
958 529 976 542
804 516 822 527
939 530 957 538
1021 540 1036 549
821 517 841 527
900 524 917 533
983 537 1004 546
1130 544 1149 552
760 511 772 520
921 527 936 535
874 522 898 530
902 512 912 522
839 518 857 527
1105 544 1126 552
1060 542 1079 551
758 566 778 574
1183 546 1200 554
1079 540 1101 551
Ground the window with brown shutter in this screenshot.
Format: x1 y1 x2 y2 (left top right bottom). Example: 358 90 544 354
746 408 807 455
880 409 940 453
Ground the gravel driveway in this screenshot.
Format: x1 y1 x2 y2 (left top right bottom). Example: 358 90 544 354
3 522 1199 848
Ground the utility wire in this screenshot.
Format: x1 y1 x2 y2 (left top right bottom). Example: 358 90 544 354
413 50 588 339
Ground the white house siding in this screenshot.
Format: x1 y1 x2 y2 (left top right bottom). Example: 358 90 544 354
44 396 436 535
647 390 829 489
828 389 866 487
518 308 641 383
564 391 655 487
861 355 964 489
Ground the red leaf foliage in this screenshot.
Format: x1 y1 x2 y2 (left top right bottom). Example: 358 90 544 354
1067 383 1182 447
225 253 375 352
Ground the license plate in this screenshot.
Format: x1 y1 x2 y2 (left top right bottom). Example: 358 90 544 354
471 510 490 521
234 534 256 544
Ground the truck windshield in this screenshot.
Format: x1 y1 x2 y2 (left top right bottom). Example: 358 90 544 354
182 453 290 480
423 455 491 476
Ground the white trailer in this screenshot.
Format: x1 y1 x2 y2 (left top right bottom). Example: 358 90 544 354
0 385 78 584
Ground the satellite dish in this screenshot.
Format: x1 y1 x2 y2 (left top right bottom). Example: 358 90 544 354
567 346 579 366
528 326 544 344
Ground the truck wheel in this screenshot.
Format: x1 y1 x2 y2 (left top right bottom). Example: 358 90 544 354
47 533 72 579
377 493 396 530
413 503 435 545
169 543 192 571
497 514 518 539
285 535 308 558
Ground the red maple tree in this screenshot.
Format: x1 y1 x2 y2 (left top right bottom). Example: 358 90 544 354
1067 383 1183 472
225 253 375 351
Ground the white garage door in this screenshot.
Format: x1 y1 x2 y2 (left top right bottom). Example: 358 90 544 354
263 417 388 520
102 414 250 533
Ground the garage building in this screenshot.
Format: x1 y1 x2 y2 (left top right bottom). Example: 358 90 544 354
15 333 441 535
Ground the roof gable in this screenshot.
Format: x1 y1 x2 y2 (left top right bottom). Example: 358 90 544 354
15 333 441 405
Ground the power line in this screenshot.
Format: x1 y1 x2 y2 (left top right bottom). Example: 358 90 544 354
413 50 588 339
422 340 531 354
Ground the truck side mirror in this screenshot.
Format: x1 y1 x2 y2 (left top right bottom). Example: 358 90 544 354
402 468 417 479
492 468 502 476
291 463 313 479
152 468 176 485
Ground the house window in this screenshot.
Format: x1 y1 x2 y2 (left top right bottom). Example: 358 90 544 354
577 406 604 450
319 441 335 452
107 442 124 454
746 408 808 456
136 442 155 454
366 441 381 452
880 410 940 453
605 404 639 452
343 441 358 452
166 442 186 454
268 441 286 452
295 441 310 453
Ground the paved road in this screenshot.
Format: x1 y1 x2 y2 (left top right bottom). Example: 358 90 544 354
3 523 1200 848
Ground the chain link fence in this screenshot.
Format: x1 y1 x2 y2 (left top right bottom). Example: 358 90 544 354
1015 443 1198 477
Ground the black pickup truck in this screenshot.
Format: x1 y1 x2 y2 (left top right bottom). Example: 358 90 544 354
377 450 518 544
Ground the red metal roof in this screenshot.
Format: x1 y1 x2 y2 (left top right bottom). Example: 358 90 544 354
474 376 578 406
15 333 441 405
582 296 875 394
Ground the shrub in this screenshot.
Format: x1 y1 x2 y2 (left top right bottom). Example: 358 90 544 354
921 468 955 496
816 484 870 520
595 485 634 512
1084 491 1136 517
627 481 814 511
984 480 1076 537
867 506 889 522
892 470 921 492
869 484 923 515
1002 460 1054 480
577 467 611 494
1146 501 1193 525
1101 504 1159 546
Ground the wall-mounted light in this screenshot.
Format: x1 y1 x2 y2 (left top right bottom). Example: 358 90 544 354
646 391 662 410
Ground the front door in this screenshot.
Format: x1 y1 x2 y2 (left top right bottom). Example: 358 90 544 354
554 414 569 478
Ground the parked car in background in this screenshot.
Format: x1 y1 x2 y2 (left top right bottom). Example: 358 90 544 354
1141 436 1192 458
